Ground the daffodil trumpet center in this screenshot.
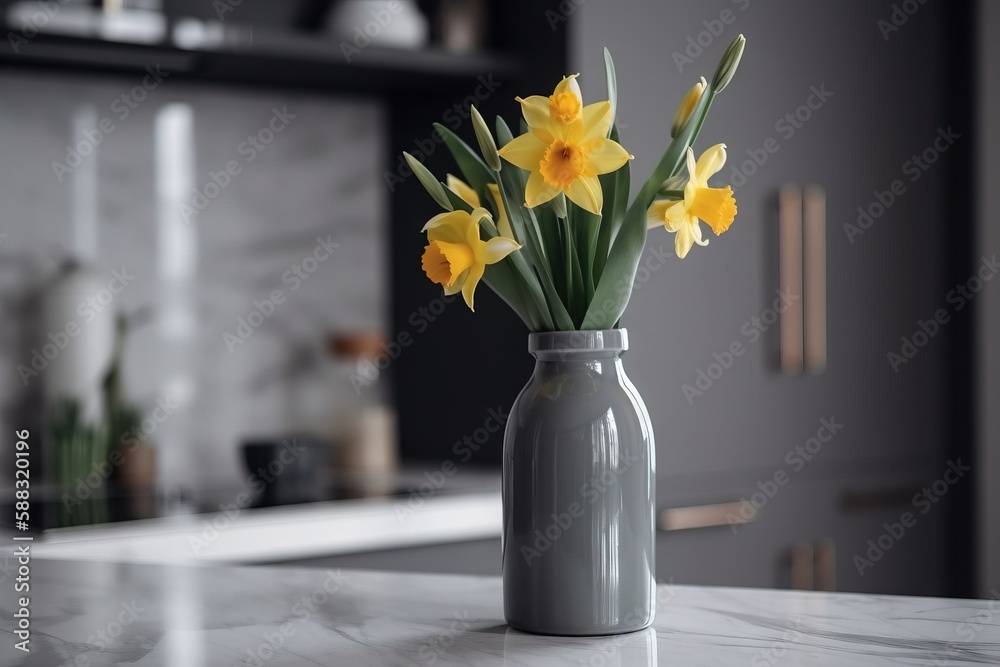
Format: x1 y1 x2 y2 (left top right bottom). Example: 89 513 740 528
540 140 590 191
422 240 475 287
688 185 737 235
549 91 582 124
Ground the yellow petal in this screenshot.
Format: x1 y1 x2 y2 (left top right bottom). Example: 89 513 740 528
673 222 708 259
671 77 706 136
581 101 613 142
684 147 699 187
674 226 695 259
695 143 728 183
446 174 480 208
525 171 560 208
647 200 677 229
689 186 737 235
498 132 549 171
585 137 631 175
566 174 603 215
487 183 513 240
553 74 582 101
462 263 485 312
443 269 468 296
479 236 521 264
664 203 689 232
516 95 553 131
550 74 583 124
423 210 469 243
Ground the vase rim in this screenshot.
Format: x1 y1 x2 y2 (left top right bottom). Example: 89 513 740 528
528 329 628 353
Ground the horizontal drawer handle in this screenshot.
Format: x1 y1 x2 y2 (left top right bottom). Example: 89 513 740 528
657 502 753 532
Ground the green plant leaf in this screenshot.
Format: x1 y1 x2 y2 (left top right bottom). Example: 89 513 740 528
404 152 453 211
569 202 600 303
433 123 494 197
592 124 630 283
603 48 618 137
583 84 718 329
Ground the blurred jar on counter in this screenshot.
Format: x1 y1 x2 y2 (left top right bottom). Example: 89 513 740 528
328 332 398 497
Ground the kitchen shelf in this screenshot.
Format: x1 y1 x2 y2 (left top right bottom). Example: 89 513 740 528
0 29 521 94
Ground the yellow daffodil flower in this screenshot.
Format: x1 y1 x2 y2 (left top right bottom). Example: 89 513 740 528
421 207 521 311
671 76 706 138
498 76 632 216
647 144 737 259
486 183 513 240
446 175 514 241
446 174 479 208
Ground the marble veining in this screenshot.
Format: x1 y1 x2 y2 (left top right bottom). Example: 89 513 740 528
1 559 998 666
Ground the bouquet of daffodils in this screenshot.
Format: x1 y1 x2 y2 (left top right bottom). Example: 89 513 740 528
408 35 746 331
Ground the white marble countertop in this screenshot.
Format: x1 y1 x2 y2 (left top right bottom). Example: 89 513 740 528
2 560 999 666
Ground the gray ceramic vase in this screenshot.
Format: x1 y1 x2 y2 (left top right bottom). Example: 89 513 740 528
502 329 656 636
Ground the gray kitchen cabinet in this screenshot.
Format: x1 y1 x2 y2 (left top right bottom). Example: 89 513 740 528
574 0 972 595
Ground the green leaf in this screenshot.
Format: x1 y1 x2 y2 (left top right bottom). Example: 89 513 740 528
404 152 453 211
433 123 494 196
583 84 718 329
592 124 630 283
603 48 618 137
470 106 501 171
569 201 600 302
564 216 587 326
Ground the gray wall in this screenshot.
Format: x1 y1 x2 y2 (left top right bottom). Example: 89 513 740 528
978 0 999 598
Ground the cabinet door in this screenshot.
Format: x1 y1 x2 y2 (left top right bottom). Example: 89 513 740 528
573 0 967 476
656 481 838 588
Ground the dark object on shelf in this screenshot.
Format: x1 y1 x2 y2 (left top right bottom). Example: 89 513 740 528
242 436 330 507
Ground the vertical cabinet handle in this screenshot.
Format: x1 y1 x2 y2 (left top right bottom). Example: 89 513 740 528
789 538 837 591
778 185 827 375
803 186 827 374
779 185 804 375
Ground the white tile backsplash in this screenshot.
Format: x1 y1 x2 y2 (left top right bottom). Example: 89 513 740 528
0 69 386 501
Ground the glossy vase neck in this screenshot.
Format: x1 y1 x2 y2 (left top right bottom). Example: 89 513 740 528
528 329 628 362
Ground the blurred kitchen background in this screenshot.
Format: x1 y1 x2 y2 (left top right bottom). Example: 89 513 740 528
1 0 997 600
